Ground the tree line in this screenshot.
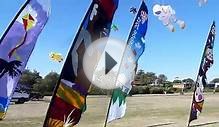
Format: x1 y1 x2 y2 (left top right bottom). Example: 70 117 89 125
17 69 219 96
18 69 59 96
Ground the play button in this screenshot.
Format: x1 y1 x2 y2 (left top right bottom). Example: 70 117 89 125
83 37 135 89
105 52 117 74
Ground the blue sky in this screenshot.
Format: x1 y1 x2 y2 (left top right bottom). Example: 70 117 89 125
0 0 218 81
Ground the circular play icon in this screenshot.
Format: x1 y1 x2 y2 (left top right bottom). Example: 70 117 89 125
83 38 136 89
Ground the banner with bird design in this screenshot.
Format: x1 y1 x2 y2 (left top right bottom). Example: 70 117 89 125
0 0 50 120
43 0 118 126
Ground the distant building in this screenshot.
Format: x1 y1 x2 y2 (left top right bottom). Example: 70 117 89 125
173 83 184 89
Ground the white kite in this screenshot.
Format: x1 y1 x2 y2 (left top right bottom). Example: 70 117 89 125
153 4 185 32
198 0 208 6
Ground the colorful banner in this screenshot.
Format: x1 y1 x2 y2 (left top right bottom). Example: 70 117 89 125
188 21 216 126
0 0 50 119
106 1 148 123
43 0 118 126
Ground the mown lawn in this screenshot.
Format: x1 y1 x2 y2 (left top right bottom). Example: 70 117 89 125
0 93 219 127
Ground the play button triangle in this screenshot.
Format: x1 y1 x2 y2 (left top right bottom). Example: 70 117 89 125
105 52 117 75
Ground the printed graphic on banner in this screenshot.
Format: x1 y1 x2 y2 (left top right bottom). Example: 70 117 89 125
0 0 50 120
44 0 118 126
106 1 148 123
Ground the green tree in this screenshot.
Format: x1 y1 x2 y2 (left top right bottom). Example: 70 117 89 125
182 78 195 84
18 69 42 91
137 69 145 75
41 72 59 94
32 79 44 93
134 72 158 85
173 79 182 83
157 74 167 84
211 78 219 83
143 72 157 85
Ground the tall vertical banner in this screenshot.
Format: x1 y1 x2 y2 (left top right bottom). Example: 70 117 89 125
106 1 148 124
0 0 50 120
43 0 118 126
188 21 216 126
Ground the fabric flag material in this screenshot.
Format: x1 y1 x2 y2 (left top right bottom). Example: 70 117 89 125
0 0 50 120
43 0 118 126
106 1 148 123
188 21 216 126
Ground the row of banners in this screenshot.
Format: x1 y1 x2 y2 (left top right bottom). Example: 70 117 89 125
0 0 216 127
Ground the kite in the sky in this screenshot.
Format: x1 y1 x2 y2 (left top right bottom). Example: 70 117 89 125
153 4 186 32
130 7 137 15
111 24 119 31
198 0 208 6
49 52 63 63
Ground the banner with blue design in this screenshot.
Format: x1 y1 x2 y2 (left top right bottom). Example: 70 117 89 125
106 1 148 123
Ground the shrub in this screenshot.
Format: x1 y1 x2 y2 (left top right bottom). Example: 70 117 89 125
43 92 53 96
89 86 112 95
183 87 193 93
129 86 139 95
137 86 145 94
203 87 214 92
171 88 183 93
150 87 164 94
166 87 175 94
215 88 219 92
142 86 150 94
129 86 150 95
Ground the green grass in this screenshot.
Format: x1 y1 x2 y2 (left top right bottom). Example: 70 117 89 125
0 94 219 127
0 117 43 127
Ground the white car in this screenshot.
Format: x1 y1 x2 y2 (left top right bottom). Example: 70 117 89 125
11 90 30 104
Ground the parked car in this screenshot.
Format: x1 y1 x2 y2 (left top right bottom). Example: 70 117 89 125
11 90 30 104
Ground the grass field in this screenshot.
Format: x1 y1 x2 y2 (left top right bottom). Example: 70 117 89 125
0 93 219 127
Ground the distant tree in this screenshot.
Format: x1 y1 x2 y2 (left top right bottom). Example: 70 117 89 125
18 69 42 90
182 78 195 88
133 71 158 86
173 79 182 83
137 69 145 75
182 78 195 84
143 72 157 85
32 79 44 93
134 70 144 86
163 81 173 88
32 71 59 95
42 72 59 93
157 74 167 84
211 78 219 83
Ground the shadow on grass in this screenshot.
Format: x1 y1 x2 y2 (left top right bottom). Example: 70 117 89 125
190 121 219 127
146 122 175 127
